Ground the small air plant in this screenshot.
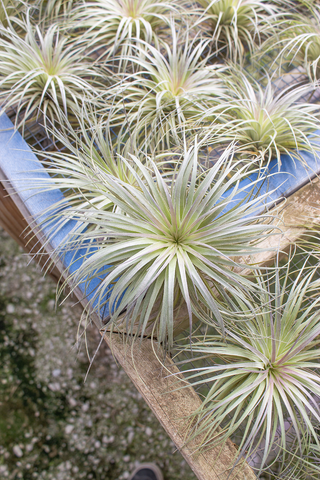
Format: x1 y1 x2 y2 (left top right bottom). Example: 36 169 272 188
48 139 278 349
195 0 277 63
0 16 102 133
34 109 139 236
200 70 320 167
37 0 74 23
72 0 176 61
275 5 320 82
267 432 320 479
0 0 25 29
104 24 226 151
288 0 318 14
176 260 320 474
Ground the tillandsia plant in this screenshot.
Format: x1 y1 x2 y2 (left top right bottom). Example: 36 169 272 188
199 70 320 167
47 139 279 349
287 0 318 14
194 0 277 63
0 0 24 28
37 0 75 23
72 0 176 61
265 432 320 479
176 260 320 474
34 108 140 238
274 4 320 82
0 16 102 133
103 23 226 151
269 0 316 14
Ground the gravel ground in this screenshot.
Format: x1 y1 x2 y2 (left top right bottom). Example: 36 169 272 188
0 226 197 480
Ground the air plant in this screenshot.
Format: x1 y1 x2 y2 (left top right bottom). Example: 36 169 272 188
275 5 320 82
72 0 176 60
103 24 226 151
0 0 25 29
0 17 102 133
37 0 74 22
269 0 316 14
288 0 317 14
288 440 320 480
46 139 278 349
200 70 320 167
265 432 320 479
34 108 139 236
176 260 320 474
195 0 277 63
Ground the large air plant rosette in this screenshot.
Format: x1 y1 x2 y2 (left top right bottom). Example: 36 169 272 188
176 260 320 474
43 138 278 349
103 23 227 151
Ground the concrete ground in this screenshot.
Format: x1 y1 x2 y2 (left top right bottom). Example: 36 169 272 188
0 226 197 480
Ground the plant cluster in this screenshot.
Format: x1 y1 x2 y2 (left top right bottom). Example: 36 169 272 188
1 0 320 477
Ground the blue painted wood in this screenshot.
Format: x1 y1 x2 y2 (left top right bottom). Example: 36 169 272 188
1 112 319 318
220 139 320 214
0 113 113 318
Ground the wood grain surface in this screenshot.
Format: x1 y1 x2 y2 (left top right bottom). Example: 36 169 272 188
240 176 320 268
101 332 257 480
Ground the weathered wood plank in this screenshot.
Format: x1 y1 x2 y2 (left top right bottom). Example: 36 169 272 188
0 181 31 250
102 332 256 480
240 176 320 268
